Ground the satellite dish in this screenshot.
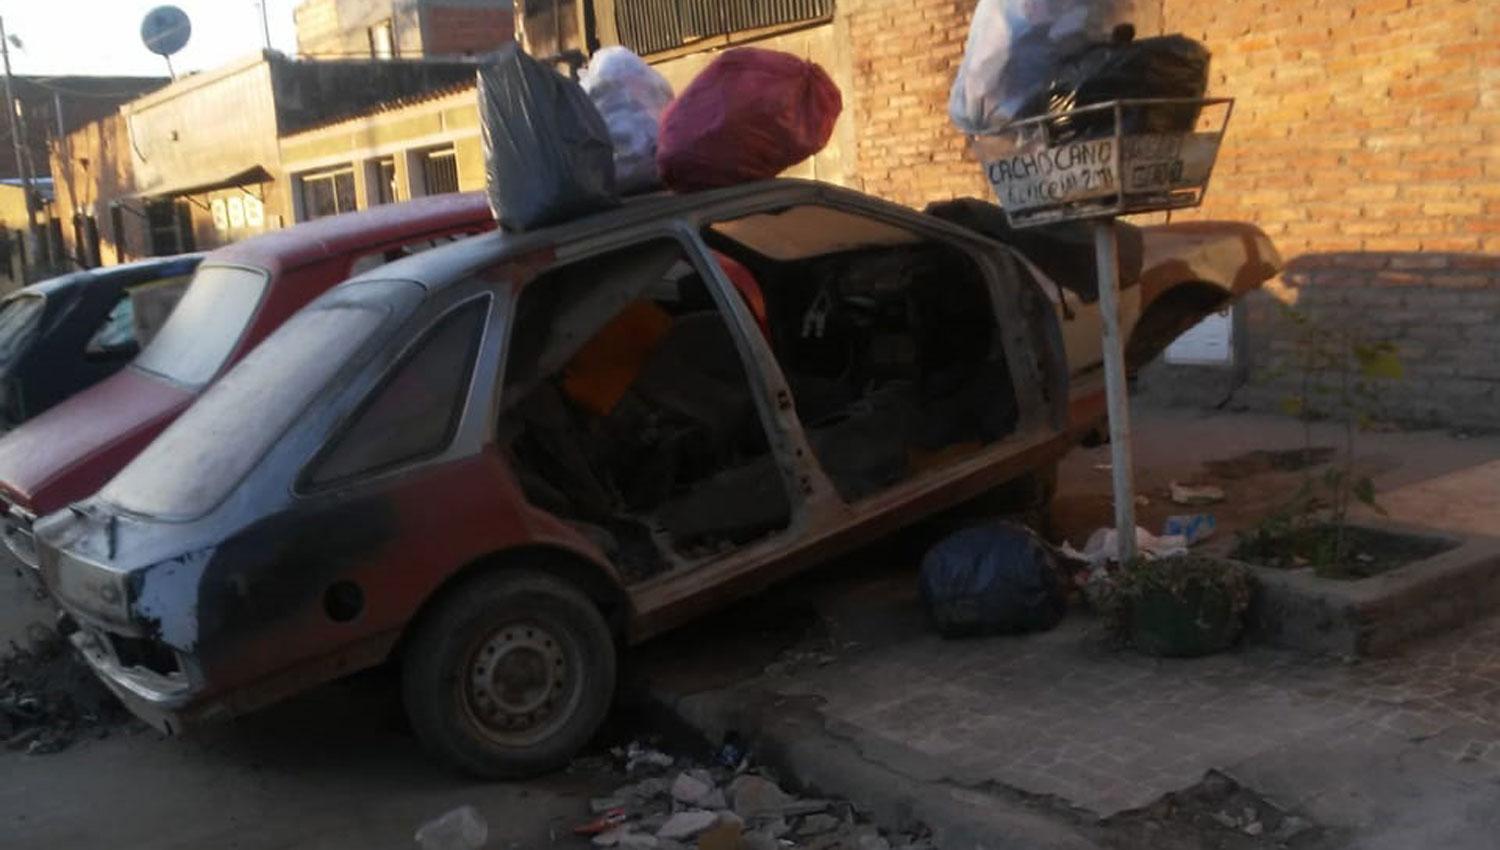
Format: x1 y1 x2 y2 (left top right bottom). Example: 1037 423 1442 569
141 6 192 58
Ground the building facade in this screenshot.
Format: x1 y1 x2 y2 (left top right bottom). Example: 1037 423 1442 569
49 52 479 267
295 0 516 59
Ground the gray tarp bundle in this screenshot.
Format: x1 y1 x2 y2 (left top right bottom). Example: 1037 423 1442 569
479 43 619 232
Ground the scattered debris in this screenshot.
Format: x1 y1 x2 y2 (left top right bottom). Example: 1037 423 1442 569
576 809 630 836
414 805 488 850
594 741 930 850
1104 769 1326 849
1169 481 1227 506
1 625 130 757
1060 526 1188 571
656 811 719 841
714 731 747 769
625 741 676 774
1163 514 1216 546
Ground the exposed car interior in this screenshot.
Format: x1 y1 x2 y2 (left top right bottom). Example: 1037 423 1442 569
500 206 1020 582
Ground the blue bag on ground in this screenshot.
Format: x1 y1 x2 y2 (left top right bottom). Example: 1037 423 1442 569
919 522 1066 638
479 43 618 231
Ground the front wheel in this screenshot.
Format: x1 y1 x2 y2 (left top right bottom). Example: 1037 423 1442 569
402 569 617 778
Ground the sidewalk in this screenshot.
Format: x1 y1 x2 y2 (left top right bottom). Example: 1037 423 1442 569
637 407 1500 850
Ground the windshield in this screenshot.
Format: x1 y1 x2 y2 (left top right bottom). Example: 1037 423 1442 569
101 300 391 520
0 294 45 363
133 265 270 386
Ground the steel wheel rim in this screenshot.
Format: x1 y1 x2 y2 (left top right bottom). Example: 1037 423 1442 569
460 619 582 747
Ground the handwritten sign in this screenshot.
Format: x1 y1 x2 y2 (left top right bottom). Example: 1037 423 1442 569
981 131 1223 218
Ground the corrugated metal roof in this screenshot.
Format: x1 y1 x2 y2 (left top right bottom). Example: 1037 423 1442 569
282 80 479 138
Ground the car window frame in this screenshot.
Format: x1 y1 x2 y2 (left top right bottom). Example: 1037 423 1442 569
131 262 273 388
296 292 494 495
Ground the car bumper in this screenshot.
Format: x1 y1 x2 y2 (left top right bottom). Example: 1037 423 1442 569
70 626 198 735
2 509 39 570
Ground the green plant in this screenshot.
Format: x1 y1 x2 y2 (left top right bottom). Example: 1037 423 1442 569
1101 555 1254 656
1241 303 1403 573
1107 555 1253 616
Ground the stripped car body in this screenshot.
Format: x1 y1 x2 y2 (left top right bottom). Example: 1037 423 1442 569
0 193 495 571
37 179 1279 770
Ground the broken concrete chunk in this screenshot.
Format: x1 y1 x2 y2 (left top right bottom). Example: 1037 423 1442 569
795 813 841 837
740 833 780 850
728 775 794 819
699 789 728 811
656 811 720 841
778 799 832 817
671 771 717 806
858 833 892 850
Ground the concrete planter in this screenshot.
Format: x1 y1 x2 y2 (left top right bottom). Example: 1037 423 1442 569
1232 522 1499 657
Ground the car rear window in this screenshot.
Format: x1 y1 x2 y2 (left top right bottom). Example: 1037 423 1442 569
132 265 270 387
0 294 44 362
101 300 391 521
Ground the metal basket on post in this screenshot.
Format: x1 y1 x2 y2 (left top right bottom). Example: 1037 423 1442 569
970 97 1233 562
972 97 1233 229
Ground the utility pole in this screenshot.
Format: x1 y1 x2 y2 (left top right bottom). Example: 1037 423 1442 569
0 16 39 283
257 1 273 51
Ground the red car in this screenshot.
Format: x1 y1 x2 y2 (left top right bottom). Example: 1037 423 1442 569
0 193 494 568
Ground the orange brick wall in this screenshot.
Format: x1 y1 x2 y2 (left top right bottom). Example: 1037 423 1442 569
1167 0 1498 256
844 0 986 206
423 4 517 56
842 0 1498 425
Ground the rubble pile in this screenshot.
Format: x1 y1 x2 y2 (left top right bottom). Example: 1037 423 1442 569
1 626 129 755
582 742 933 850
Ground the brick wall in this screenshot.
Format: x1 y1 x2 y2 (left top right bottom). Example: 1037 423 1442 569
423 4 517 56
842 0 1498 426
1158 0 1500 426
843 0 983 206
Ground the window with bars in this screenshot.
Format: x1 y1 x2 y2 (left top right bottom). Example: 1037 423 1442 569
615 0 834 56
300 167 358 221
421 148 460 196
373 157 398 205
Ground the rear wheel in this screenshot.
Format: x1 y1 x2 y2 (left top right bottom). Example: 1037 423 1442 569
402 569 617 778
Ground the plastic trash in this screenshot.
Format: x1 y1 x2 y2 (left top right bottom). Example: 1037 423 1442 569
479 42 618 232
415 805 488 850
948 0 1134 134
1016 33 1211 143
580 46 675 194
657 47 842 192
1163 513 1216 546
1060 526 1188 570
1169 481 1226 506
918 522 1066 638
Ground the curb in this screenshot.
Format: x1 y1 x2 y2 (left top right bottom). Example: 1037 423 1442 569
641 681 1103 850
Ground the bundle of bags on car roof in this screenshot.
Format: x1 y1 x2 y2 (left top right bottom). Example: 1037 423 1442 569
947 0 1211 139
479 42 843 232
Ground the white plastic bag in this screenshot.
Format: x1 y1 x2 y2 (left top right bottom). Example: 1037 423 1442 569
580 47 675 194
948 0 1136 134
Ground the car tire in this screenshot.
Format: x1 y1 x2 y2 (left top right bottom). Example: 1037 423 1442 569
402 569 617 779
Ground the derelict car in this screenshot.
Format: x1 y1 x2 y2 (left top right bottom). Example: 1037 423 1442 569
37 179 1279 777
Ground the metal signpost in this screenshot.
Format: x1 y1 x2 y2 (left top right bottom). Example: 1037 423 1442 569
976 98 1233 564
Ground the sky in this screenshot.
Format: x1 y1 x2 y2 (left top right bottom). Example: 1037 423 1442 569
2 1 301 78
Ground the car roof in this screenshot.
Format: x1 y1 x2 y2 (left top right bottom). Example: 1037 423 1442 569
345 179 892 294
9 253 205 301
204 191 493 276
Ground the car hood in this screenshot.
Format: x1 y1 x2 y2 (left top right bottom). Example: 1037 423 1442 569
0 367 194 515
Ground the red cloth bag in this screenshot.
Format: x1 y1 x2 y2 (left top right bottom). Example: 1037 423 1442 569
657 48 842 192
